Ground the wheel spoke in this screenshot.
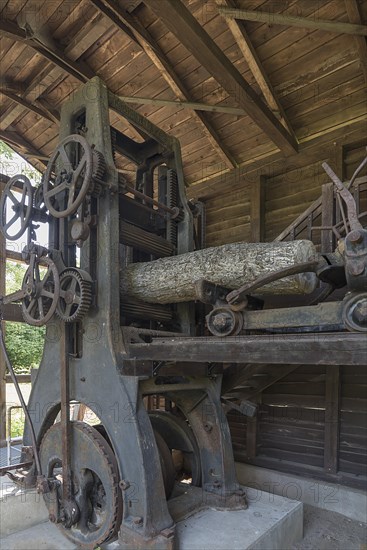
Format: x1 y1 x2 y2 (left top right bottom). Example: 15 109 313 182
65 303 72 317
73 154 87 182
46 181 68 198
26 298 36 313
38 297 44 318
7 191 19 206
67 182 76 209
41 289 54 299
4 212 18 230
59 145 72 171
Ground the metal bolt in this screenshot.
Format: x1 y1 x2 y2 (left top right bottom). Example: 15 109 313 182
354 301 367 324
133 516 143 525
348 230 363 245
212 312 230 329
119 479 130 491
204 422 213 433
348 261 365 276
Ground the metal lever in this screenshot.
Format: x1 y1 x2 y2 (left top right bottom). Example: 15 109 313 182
322 162 363 232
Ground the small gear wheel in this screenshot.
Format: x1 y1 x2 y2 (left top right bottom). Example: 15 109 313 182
91 150 106 196
56 268 92 322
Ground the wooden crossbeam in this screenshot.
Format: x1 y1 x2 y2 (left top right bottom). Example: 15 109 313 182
144 0 298 155
345 0 367 83
216 0 294 135
117 95 248 115
89 0 238 169
219 7 367 36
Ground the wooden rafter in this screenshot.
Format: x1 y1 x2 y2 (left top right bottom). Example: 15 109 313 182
345 0 367 84
216 0 294 135
0 130 49 167
144 0 298 155
0 11 113 132
89 0 238 169
219 7 367 36
0 88 59 123
0 20 93 82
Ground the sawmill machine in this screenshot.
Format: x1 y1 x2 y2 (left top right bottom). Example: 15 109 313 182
0 77 366 549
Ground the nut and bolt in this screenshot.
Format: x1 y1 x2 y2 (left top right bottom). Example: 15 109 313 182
133 516 143 525
212 312 231 330
119 479 130 491
348 230 363 245
354 300 367 325
348 261 365 277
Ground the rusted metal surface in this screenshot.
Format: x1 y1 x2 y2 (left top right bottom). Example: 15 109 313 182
0 76 366 548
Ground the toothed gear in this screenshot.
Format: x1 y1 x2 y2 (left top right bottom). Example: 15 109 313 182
91 150 106 195
56 268 92 322
40 421 122 547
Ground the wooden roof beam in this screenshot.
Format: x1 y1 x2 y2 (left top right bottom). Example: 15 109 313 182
89 0 238 169
0 130 49 167
219 7 367 36
345 0 367 84
0 20 93 83
144 0 298 155
216 0 294 135
0 88 59 123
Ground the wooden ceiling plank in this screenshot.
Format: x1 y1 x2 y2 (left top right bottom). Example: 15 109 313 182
344 0 367 84
216 0 294 135
144 0 298 155
219 7 367 36
89 0 238 168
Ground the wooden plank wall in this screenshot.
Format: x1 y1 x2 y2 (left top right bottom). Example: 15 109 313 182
204 187 251 247
227 364 367 489
219 141 367 490
203 141 366 246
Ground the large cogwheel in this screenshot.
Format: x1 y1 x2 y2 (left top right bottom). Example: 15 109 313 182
56 268 92 322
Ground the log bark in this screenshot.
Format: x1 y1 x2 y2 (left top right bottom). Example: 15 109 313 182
120 240 318 304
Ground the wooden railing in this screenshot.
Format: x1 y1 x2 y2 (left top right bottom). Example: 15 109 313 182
274 176 367 252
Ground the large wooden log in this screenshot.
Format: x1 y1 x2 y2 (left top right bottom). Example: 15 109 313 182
120 240 318 304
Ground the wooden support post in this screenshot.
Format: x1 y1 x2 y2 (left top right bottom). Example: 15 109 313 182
0 181 6 443
324 366 340 474
250 176 266 242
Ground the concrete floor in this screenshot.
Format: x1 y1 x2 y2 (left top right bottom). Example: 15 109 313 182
294 504 367 550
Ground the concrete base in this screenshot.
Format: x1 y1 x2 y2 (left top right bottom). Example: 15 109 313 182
175 491 303 550
0 476 303 550
235 463 367 524
0 475 48 537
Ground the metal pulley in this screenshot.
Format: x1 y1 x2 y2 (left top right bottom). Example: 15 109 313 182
0 174 33 240
43 135 105 218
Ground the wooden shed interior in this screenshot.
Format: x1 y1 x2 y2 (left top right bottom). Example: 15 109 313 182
0 0 366 506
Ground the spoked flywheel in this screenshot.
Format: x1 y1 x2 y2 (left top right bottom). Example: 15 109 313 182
40 422 122 548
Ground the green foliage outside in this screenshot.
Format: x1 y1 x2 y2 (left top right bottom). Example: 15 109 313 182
1 141 45 374
5 252 45 375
